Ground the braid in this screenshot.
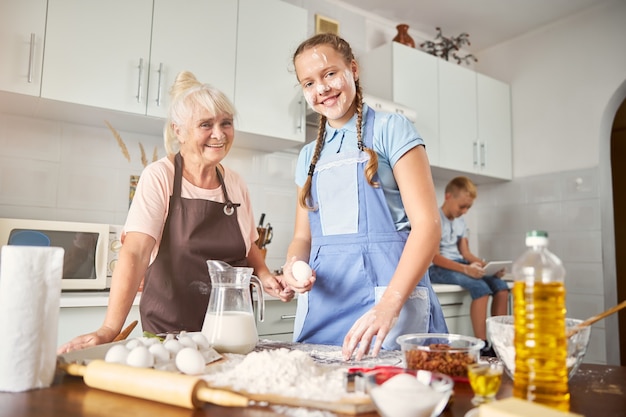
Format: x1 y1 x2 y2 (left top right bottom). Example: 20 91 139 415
355 81 379 187
299 114 327 210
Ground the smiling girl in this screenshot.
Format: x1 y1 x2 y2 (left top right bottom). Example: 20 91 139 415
282 34 448 361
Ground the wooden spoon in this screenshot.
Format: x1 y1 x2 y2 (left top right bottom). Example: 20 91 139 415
112 320 139 342
566 299 626 338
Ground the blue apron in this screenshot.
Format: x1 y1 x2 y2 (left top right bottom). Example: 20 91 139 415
293 109 448 350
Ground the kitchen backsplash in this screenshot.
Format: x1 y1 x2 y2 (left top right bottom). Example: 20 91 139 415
0 112 299 272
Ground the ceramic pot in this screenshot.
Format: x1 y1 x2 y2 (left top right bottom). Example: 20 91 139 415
393 24 415 48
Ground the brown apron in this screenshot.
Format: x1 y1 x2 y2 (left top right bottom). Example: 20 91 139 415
139 153 247 334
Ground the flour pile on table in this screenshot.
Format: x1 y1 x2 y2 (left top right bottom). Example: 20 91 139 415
202 348 352 401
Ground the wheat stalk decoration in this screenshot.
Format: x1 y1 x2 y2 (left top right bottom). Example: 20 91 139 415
139 142 148 168
105 120 131 163
152 146 159 162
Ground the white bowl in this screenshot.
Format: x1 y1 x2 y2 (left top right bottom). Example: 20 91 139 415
486 315 591 380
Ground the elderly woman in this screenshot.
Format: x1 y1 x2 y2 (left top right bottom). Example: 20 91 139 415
58 72 292 353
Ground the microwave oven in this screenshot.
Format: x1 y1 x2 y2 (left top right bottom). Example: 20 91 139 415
0 218 122 291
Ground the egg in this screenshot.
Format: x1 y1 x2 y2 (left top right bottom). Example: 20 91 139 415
175 347 206 375
292 260 312 282
163 339 184 355
148 343 171 363
104 344 129 364
125 338 143 350
191 332 211 349
177 335 198 350
126 345 154 368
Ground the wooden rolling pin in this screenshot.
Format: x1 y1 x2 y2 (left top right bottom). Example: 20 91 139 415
61 359 249 409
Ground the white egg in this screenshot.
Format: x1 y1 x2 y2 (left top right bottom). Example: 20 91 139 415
177 335 198 350
292 260 313 282
104 344 129 364
139 336 160 346
175 347 206 375
163 339 184 355
126 345 154 368
148 343 171 363
191 333 210 349
125 338 143 350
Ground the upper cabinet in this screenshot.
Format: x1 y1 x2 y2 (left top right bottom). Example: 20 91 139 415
438 59 512 180
359 42 440 165
41 0 153 114
360 43 512 182
0 0 47 96
233 0 307 149
41 0 237 118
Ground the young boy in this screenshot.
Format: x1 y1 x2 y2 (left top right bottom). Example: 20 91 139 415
428 176 509 355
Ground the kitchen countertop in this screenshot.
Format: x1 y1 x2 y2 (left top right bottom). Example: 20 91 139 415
1 361 624 416
60 284 472 308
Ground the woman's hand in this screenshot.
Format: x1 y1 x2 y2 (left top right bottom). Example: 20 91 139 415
56 326 118 354
342 304 399 361
258 272 295 302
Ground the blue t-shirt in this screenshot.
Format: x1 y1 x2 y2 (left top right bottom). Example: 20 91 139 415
438 207 468 261
295 104 425 232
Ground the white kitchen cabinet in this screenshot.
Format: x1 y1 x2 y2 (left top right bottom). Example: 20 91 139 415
0 0 47 96
476 73 512 179
41 0 237 117
438 59 512 180
255 298 297 342
434 285 473 336
145 0 237 118
359 42 440 165
233 0 307 149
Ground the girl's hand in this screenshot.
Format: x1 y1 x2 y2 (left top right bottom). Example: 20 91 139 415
281 256 316 294
342 305 399 361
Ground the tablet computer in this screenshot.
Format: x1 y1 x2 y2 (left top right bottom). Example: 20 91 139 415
483 261 512 276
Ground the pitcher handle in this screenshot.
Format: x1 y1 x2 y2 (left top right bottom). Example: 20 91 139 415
250 275 265 322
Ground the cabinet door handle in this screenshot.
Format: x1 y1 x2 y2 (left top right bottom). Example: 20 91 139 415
27 33 35 84
480 142 486 168
136 58 144 103
441 302 463 307
473 141 479 167
297 95 307 133
280 314 296 320
155 62 164 107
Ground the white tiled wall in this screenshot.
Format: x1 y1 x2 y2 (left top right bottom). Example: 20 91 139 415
433 168 607 364
0 113 299 272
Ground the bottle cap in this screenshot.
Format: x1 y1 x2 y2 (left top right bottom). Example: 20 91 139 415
525 230 548 247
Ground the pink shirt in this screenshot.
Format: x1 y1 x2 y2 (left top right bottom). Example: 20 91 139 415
124 156 259 264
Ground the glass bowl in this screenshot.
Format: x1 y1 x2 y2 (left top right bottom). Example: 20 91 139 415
396 333 485 379
485 315 591 380
363 368 453 417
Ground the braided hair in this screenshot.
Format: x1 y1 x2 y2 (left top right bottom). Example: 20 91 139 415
293 33 379 210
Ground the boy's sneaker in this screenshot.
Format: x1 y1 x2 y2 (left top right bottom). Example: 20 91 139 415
480 341 497 358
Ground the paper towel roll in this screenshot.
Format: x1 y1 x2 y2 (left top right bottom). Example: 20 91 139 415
0 245 64 392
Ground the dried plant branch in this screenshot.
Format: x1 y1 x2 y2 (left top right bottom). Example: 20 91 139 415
152 146 159 162
139 142 148 168
105 120 131 162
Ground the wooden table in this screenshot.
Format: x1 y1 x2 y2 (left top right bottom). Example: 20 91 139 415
0 363 624 417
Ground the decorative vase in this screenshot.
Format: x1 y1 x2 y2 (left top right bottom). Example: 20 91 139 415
393 24 415 48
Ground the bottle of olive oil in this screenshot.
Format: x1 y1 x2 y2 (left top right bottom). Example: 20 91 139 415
512 230 569 411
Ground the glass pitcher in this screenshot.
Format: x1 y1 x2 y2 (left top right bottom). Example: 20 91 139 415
201 260 265 354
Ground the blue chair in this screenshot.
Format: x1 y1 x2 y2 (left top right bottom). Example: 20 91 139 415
8 230 51 246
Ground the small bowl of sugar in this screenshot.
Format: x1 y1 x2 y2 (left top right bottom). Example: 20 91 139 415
363 368 453 417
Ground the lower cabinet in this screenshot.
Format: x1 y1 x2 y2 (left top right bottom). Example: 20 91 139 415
58 300 142 346
255 298 297 342
433 286 473 336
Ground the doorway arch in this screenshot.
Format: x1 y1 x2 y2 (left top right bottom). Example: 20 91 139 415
600 78 626 365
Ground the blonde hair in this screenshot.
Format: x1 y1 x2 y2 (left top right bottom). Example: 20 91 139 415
445 176 477 199
293 34 379 210
163 71 237 155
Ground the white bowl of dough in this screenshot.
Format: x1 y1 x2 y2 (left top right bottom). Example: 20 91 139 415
486 315 591 380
